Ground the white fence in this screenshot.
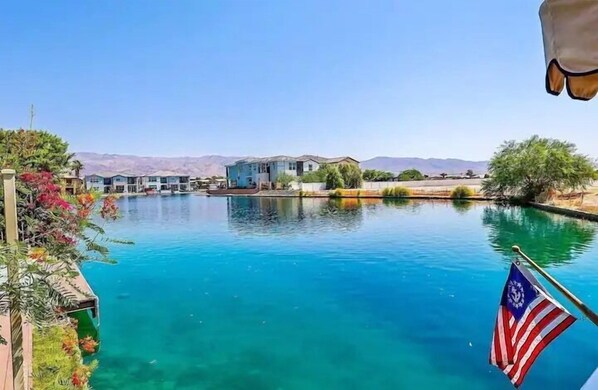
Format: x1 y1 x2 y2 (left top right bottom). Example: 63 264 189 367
300 179 483 193
299 182 327 192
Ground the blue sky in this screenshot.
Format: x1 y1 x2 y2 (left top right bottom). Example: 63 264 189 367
1 1 596 161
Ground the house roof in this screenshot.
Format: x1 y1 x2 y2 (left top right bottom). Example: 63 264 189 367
228 155 359 166
146 170 190 177
85 171 138 178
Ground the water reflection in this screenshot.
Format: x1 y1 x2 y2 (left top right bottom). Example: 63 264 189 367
451 200 474 215
482 205 596 266
227 197 364 235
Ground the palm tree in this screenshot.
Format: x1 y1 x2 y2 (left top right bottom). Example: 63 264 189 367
70 159 84 177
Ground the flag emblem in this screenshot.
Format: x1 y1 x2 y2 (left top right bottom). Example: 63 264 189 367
490 262 576 387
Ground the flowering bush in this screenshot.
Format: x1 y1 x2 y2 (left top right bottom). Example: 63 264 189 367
0 170 130 346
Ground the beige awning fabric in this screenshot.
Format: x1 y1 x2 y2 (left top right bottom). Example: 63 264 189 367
540 0 598 100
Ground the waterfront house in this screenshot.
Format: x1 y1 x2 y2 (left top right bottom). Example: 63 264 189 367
60 174 84 195
225 155 359 189
85 172 141 194
141 171 190 192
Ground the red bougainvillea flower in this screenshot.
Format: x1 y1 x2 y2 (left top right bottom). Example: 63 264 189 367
100 195 119 220
20 171 72 211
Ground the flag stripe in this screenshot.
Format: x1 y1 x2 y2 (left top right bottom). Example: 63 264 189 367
511 298 549 344
497 308 509 365
512 305 561 363
512 315 576 387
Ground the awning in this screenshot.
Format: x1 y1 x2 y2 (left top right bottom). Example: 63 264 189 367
540 0 598 100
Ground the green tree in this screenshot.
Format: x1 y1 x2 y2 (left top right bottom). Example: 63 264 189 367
323 165 345 189
440 173 448 179
338 163 362 189
397 169 424 181
275 172 295 189
466 169 474 178
362 169 394 182
482 135 595 201
0 129 71 174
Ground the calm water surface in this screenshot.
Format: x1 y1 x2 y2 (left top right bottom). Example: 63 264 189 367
84 196 598 389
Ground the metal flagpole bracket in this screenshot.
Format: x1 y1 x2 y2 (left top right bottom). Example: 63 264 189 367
512 245 598 327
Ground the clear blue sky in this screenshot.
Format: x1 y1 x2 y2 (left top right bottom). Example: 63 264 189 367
1 1 596 161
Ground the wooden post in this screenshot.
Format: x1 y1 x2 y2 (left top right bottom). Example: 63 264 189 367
512 245 598 327
2 169 25 390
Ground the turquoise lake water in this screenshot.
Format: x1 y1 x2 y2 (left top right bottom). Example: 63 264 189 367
83 196 598 389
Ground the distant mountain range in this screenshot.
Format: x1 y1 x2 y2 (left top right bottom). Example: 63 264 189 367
75 152 488 177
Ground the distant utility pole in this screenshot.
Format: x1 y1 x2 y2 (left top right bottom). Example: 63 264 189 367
29 104 35 130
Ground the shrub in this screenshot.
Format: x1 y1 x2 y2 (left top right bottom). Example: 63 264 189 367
300 170 325 183
381 187 394 197
324 166 345 190
338 163 363 188
381 186 411 197
33 323 98 389
393 186 411 197
275 172 295 189
451 185 474 199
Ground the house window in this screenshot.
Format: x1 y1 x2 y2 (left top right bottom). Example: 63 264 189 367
149 176 157 182
103 178 112 185
308 164 313 171
160 177 167 183
90 176 100 183
289 162 297 170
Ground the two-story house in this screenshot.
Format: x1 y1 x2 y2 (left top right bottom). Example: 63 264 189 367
85 172 141 194
140 171 190 192
225 155 359 189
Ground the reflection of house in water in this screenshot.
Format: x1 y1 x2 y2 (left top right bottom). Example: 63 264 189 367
482 205 596 266
226 197 364 235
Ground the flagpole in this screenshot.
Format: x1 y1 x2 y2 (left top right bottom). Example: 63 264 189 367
512 245 598 327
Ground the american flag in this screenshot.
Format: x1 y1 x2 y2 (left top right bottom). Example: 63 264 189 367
490 262 576 387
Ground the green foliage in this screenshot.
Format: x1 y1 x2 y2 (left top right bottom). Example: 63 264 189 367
397 169 424 181
275 172 295 189
322 165 345 190
362 169 394 182
0 129 72 174
482 135 596 201
382 186 411 197
466 169 475 178
338 163 362 189
0 243 87 344
392 186 411 197
33 323 97 389
300 170 325 183
451 185 474 199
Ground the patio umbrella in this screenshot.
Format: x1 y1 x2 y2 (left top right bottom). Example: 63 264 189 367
540 0 598 100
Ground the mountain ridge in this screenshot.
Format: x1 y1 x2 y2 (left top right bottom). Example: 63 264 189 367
74 152 488 177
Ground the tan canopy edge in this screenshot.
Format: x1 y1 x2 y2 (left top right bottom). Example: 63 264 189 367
540 0 598 100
